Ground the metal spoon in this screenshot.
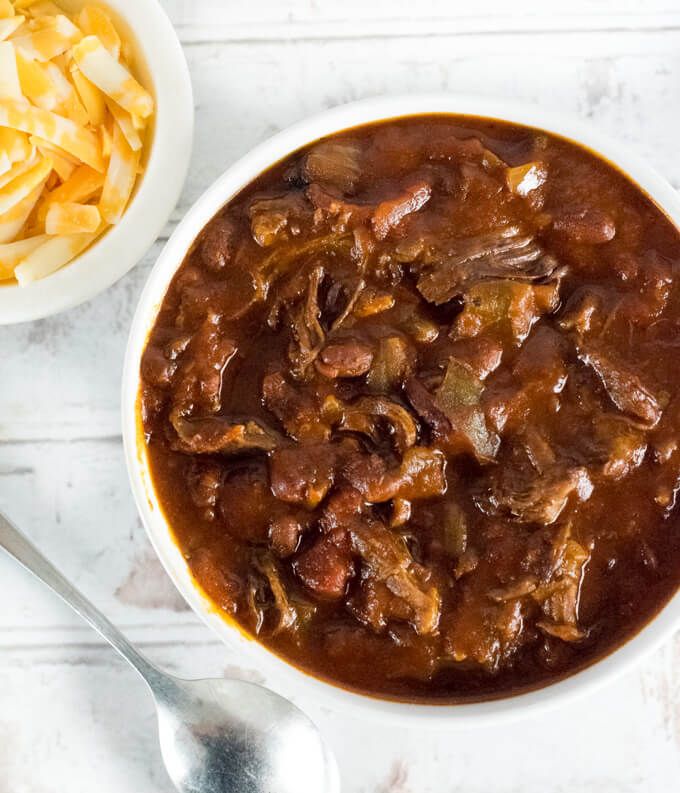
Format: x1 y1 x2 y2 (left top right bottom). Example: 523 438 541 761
0 511 339 793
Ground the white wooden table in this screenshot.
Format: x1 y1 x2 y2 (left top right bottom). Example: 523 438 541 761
2 2 680 790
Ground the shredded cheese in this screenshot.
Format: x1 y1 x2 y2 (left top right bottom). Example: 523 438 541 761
0 0 153 285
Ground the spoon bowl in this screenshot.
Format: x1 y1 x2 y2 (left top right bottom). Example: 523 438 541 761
154 677 339 793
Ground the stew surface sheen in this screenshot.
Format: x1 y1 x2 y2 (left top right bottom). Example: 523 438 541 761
140 115 680 702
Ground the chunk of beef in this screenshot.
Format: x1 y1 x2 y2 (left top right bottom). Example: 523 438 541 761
143 352 176 390
424 132 506 168
444 599 524 671
258 232 355 289
371 179 432 240
172 417 280 455
558 288 602 336
249 191 311 247
306 183 372 230
173 267 216 328
318 487 365 536
578 342 662 428
591 415 647 480
293 536 354 599
175 266 258 326
140 329 192 388
410 161 459 196
303 139 364 193
349 579 413 631
315 338 374 378
169 318 237 419
324 247 371 334
140 385 165 425
348 521 441 635
166 321 278 455
267 261 322 330
552 208 615 244
483 327 568 436
532 532 590 641
416 226 559 305
288 264 326 376
344 446 446 503
476 439 593 525
476 459 593 526
262 371 330 441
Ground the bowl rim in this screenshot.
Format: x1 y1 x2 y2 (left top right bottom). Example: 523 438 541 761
122 93 680 727
0 0 194 325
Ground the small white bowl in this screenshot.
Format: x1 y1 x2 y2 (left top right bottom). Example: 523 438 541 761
0 0 193 325
122 94 680 726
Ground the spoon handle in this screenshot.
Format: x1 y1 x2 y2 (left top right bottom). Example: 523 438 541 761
0 510 164 690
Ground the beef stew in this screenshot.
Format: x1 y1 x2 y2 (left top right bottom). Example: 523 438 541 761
139 115 680 702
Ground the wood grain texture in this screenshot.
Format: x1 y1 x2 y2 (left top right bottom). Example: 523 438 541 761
1 1 680 790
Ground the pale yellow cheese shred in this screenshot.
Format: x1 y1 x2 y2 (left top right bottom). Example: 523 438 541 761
45 199 99 233
0 152 51 213
0 232 47 278
0 98 104 170
0 16 24 41
77 6 119 59
0 182 41 242
99 121 139 224
0 40 20 98
14 227 98 284
72 35 153 119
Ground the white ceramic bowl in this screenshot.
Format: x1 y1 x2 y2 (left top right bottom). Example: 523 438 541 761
0 0 193 325
122 94 680 726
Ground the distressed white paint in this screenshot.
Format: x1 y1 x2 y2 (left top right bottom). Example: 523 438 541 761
1 1 680 791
